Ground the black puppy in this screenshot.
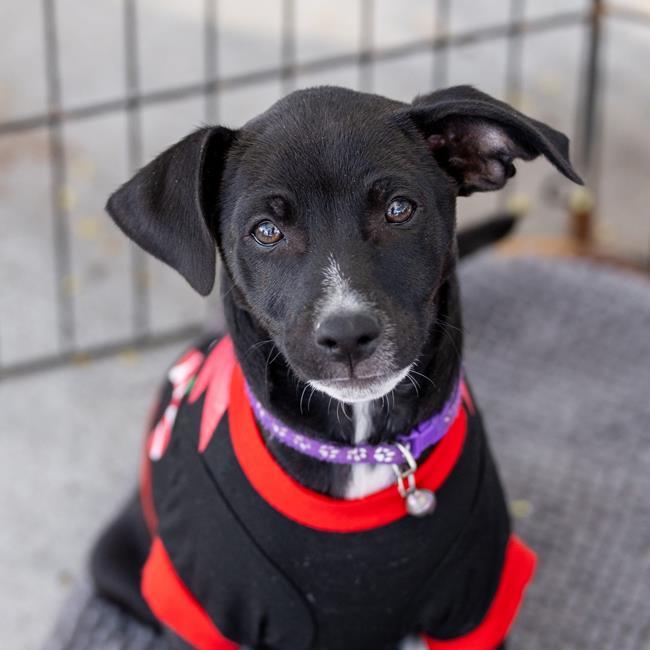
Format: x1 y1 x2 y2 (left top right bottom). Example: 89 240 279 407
93 86 581 650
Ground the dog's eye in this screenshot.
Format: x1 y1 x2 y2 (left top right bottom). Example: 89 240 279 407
251 220 284 246
385 198 415 224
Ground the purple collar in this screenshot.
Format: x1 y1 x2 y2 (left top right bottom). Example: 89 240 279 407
245 381 461 466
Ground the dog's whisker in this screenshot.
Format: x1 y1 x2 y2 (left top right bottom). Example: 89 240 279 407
269 348 283 366
219 283 238 301
264 344 276 369
263 344 279 396
387 388 396 411
435 316 463 335
431 316 463 362
409 369 435 388
409 372 421 390
307 386 316 412
243 338 274 360
406 372 420 396
299 384 309 415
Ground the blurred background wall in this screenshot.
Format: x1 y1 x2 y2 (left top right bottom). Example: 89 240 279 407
2 0 649 378
1 1 649 648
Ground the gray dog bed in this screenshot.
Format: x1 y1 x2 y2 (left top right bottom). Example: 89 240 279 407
46 254 650 650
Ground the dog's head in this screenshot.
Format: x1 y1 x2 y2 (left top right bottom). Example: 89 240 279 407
107 86 581 404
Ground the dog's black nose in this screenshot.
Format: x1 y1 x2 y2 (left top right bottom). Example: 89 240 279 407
315 312 381 363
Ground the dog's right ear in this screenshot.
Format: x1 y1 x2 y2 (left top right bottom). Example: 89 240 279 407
106 126 236 296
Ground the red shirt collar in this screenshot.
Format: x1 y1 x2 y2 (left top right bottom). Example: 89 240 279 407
228 363 468 533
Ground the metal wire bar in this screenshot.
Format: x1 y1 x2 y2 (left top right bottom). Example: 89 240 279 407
433 0 450 89
577 0 604 183
202 0 224 322
589 1 650 271
499 0 526 207
358 0 374 91
42 0 75 351
504 0 525 106
123 0 150 339
204 0 219 123
281 0 297 94
0 7 591 140
0 323 205 382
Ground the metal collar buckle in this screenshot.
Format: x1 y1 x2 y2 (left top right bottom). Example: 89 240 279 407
392 443 436 517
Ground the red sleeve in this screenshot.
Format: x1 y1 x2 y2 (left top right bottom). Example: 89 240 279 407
421 535 536 650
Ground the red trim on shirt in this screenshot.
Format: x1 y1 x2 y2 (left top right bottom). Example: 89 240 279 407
189 336 236 453
228 363 468 533
141 537 238 650
421 535 537 649
460 381 476 415
140 394 162 535
140 431 157 535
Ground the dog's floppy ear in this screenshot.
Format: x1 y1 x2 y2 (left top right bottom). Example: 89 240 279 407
106 126 235 295
405 85 583 196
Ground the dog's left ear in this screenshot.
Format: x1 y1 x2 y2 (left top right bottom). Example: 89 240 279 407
106 126 235 296
404 85 583 196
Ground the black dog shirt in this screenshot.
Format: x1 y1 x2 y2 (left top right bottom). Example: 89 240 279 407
136 337 535 649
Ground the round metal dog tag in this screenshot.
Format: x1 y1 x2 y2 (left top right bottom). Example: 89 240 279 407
405 488 436 517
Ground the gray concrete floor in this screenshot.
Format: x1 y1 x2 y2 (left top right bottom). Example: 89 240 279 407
1 1 649 648
1 341 188 650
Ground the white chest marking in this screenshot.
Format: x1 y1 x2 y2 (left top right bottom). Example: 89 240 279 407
398 637 427 650
344 401 396 499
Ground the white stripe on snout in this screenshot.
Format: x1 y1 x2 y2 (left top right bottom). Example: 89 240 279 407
316 255 370 323
313 257 407 499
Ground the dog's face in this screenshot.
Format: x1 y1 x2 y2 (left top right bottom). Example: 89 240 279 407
107 86 580 402
218 90 456 402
